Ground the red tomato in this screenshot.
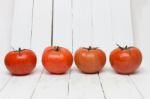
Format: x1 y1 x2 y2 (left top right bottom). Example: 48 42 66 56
4 48 37 75
74 46 106 74
42 46 73 74
110 45 142 74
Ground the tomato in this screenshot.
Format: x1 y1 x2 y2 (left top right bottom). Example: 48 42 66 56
74 46 106 74
109 45 142 74
42 46 73 74
4 48 37 75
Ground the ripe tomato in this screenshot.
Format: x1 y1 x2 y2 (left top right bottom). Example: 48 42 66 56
109 45 142 74
74 46 106 74
4 48 37 75
42 46 73 74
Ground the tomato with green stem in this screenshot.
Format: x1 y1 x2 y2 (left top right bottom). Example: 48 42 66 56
74 46 106 74
110 44 142 74
42 46 73 74
4 48 37 75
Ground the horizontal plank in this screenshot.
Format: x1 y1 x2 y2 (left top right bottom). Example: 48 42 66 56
31 70 69 99
0 60 12 93
68 67 105 99
129 58 150 99
99 67 143 99
0 69 42 99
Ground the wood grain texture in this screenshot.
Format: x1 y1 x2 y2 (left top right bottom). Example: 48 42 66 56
0 0 148 99
69 1 105 99
11 0 33 49
0 1 42 99
31 0 52 66
31 0 71 99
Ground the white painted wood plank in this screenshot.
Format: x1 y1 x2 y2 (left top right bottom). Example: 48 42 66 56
129 54 150 99
69 0 105 99
73 0 92 51
0 0 43 99
53 0 72 51
11 0 33 49
0 53 12 93
0 0 13 54
0 69 42 99
92 0 113 54
99 71 143 99
31 0 71 99
129 70 150 99
31 0 52 66
30 0 53 99
25 0 59 98
98 1 143 99
0 0 13 91
110 0 134 46
32 70 69 99
68 67 105 99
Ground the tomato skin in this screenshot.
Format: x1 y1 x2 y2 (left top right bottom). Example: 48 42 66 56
110 47 142 74
42 46 73 74
74 47 106 74
4 49 37 75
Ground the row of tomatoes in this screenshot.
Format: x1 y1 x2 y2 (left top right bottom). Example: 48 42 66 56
4 45 142 76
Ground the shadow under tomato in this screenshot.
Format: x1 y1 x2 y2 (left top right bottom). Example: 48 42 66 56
44 70 69 75
129 67 147 76
70 67 105 75
8 68 39 77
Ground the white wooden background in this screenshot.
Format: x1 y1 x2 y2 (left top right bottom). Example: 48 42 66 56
0 0 150 99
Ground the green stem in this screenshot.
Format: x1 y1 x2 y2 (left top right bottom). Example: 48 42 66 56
116 44 132 50
54 46 60 51
14 48 25 55
116 44 124 50
82 46 98 50
125 45 128 49
88 46 92 50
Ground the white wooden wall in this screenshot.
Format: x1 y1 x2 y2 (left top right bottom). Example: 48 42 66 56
0 0 150 99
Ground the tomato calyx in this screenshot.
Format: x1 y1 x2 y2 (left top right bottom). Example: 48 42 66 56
14 48 25 53
116 44 135 50
82 46 98 51
53 46 60 51
12 48 26 55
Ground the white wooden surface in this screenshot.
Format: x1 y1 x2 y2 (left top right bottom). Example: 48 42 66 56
0 0 149 99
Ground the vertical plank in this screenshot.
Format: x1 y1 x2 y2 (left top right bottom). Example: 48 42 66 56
28 0 54 99
0 0 13 92
130 1 150 98
98 0 143 99
99 72 143 99
0 0 42 99
31 0 52 66
92 0 113 55
73 0 92 51
53 0 72 50
11 0 33 48
69 0 105 99
31 0 53 99
111 0 134 46
0 0 13 54
31 0 71 99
